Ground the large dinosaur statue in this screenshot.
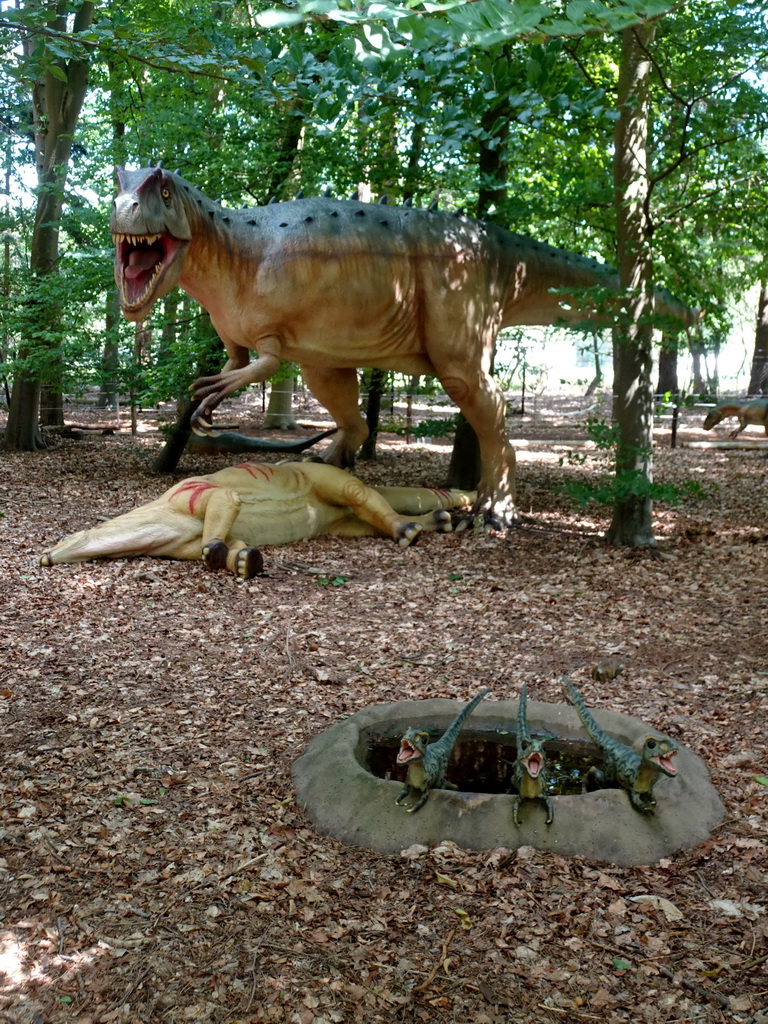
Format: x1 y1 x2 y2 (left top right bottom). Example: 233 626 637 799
703 398 768 438
40 462 474 579
111 166 699 526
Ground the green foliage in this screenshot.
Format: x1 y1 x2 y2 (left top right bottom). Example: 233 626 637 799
559 417 706 508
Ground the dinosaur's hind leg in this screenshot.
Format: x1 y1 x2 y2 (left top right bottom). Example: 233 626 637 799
300 366 369 468
439 369 517 529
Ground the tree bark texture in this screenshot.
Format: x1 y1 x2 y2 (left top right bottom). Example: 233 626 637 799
748 279 768 395
264 367 297 429
656 332 679 395
5 1 95 450
606 23 658 548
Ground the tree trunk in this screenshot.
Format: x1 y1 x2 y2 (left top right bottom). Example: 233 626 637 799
656 332 679 395
446 54 511 491
748 279 768 394
151 314 226 473
4 1 95 450
360 367 388 461
97 289 121 410
606 23 657 549
264 366 297 429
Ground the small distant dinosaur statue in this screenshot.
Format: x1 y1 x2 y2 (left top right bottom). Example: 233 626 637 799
111 166 699 527
395 689 490 813
563 677 678 814
510 683 553 825
703 398 768 438
40 462 475 579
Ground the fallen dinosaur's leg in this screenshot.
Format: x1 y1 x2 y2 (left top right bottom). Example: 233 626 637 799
197 487 264 579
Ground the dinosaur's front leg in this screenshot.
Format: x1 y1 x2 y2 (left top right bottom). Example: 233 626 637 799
191 341 281 433
198 487 263 579
300 366 369 468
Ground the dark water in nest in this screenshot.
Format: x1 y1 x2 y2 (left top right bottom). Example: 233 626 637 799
363 731 618 796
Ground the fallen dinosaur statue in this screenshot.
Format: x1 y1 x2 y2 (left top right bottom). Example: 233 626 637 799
111 166 699 528
40 462 475 579
703 398 768 438
563 677 678 814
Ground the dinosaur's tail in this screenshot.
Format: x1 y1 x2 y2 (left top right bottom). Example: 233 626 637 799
562 676 607 747
517 682 531 744
373 486 476 516
438 688 490 751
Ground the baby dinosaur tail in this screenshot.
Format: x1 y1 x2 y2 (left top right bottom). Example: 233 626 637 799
437 688 490 753
563 676 609 748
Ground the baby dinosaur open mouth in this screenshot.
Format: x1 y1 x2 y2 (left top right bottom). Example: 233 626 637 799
397 738 422 764
522 750 544 777
651 749 678 775
113 232 184 313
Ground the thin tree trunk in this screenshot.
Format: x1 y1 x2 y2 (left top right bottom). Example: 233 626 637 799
5 1 95 450
360 368 388 461
656 332 679 395
446 51 512 491
264 366 297 429
748 279 768 394
606 23 657 548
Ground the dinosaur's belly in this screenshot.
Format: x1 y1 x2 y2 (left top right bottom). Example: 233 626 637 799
234 498 346 546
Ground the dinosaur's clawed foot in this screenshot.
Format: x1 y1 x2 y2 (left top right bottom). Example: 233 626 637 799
433 510 453 533
202 539 228 571
452 496 519 534
397 523 423 547
235 547 264 579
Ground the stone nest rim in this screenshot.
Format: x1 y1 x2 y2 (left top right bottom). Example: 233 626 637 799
292 697 725 866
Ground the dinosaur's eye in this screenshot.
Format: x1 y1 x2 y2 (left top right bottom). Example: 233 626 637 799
161 188 171 202
647 739 657 749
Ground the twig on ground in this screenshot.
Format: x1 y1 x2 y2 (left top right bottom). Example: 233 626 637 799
413 928 456 994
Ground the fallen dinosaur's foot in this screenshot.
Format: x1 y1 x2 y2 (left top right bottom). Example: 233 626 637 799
202 539 228 570
396 523 423 547
202 539 264 579
235 547 264 579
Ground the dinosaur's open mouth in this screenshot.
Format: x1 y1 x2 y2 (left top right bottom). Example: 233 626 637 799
113 232 183 314
523 751 543 778
652 750 678 776
397 739 421 764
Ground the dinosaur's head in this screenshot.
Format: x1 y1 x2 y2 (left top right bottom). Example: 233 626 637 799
642 736 678 776
518 735 547 779
111 167 192 322
397 729 429 764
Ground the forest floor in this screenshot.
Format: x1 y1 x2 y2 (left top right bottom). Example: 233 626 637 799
1 394 766 1024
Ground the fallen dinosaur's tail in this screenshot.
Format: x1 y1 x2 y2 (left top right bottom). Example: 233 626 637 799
562 676 609 748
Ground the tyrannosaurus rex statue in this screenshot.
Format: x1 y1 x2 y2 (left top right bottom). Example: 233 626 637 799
111 166 698 527
40 462 474 579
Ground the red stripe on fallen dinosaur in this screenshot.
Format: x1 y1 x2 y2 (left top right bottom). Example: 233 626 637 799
40 462 475 579
111 166 700 530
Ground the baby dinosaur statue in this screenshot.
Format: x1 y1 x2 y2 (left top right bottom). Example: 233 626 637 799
563 677 678 814
40 461 475 579
111 166 699 528
703 397 768 438
510 683 553 825
395 689 490 813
